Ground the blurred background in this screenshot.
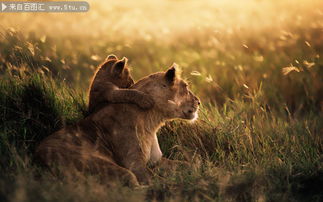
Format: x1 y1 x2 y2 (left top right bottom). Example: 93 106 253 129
0 0 322 111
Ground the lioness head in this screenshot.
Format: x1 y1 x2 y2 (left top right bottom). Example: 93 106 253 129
132 64 200 121
99 55 134 88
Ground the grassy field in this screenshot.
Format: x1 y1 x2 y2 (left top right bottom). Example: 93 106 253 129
0 0 322 201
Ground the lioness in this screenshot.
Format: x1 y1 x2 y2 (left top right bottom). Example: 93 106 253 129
88 54 154 113
35 64 200 186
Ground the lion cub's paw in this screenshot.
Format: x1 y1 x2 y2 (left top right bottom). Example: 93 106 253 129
138 94 155 110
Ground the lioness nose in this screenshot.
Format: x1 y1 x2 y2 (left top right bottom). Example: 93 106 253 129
195 97 201 105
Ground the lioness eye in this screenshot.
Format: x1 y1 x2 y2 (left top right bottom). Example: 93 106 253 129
162 84 167 88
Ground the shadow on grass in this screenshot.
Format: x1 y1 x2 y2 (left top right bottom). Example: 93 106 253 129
0 74 86 171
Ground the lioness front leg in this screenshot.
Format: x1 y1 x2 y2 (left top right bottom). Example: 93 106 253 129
126 161 152 185
114 132 152 185
119 150 152 185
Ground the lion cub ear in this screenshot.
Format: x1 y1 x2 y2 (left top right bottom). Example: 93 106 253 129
112 57 128 76
105 54 118 61
165 63 178 84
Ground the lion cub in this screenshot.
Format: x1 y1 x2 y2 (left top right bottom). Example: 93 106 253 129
88 55 154 113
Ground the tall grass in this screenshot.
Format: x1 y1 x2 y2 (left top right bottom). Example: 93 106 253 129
0 73 86 170
0 69 321 201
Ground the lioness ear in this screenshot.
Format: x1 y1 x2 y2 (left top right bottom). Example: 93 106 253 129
112 57 128 75
165 63 177 84
106 54 118 61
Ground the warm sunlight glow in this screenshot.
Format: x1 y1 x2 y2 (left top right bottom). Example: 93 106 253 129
1 0 321 39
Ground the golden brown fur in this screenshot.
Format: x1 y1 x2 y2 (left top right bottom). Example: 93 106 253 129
88 54 154 113
35 63 200 186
